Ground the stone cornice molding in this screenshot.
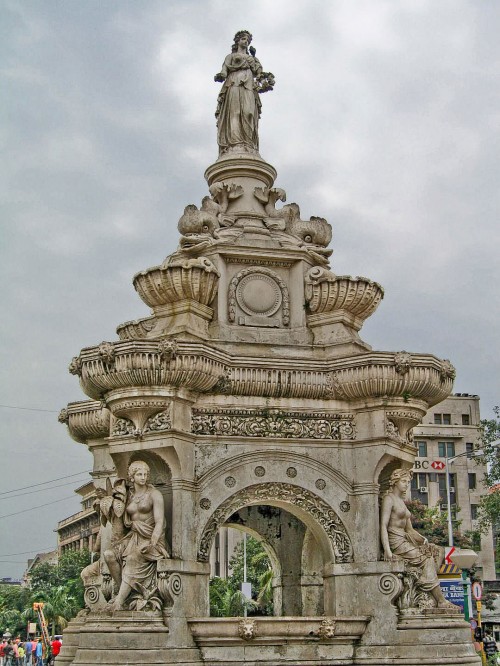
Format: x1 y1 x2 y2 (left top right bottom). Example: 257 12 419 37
69 341 454 407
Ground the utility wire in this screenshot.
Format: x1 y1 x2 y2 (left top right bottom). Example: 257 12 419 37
0 548 56 557
0 471 90 496
0 496 75 520
0 478 91 501
0 404 59 413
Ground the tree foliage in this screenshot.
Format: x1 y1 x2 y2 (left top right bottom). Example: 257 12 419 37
406 499 474 549
475 407 500 530
0 550 90 638
209 535 274 617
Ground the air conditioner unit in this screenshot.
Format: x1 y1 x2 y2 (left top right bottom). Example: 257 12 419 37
450 487 455 493
419 486 428 493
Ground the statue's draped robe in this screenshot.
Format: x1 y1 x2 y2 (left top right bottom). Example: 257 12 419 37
388 527 442 592
216 53 262 153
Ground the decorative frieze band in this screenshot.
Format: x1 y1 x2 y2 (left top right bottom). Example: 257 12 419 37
191 408 356 440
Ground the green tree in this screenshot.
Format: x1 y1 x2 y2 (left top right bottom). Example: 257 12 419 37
208 535 274 616
406 499 473 548
0 584 33 637
474 407 500 529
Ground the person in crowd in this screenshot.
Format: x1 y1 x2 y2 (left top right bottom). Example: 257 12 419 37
483 631 498 660
23 639 32 666
34 641 42 666
3 641 14 666
0 639 6 666
49 637 61 664
16 643 24 666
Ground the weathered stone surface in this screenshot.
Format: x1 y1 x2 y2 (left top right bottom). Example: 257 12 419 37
59 30 478 666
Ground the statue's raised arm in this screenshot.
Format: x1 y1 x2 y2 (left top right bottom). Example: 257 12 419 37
214 30 275 156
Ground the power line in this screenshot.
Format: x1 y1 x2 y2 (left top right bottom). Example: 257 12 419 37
0 404 59 413
0 548 56 557
0 478 90 501
0 471 90 496
0 496 75 520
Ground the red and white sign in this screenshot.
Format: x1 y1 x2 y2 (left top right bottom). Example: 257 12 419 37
431 460 446 470
472 582 483 601
445 546 456 564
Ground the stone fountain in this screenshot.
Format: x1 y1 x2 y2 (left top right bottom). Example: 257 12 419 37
58 29 479 666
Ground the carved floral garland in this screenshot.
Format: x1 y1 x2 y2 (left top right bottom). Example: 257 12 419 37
191 408 356 440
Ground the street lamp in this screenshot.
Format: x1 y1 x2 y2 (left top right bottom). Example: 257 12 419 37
450 548 478 622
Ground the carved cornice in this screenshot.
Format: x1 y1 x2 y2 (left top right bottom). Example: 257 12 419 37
192 408 356 440
59 400 110 444
69 342 453 407
198 482 353 563
73 341 226 400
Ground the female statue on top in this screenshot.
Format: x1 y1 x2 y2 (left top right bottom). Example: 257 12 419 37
214 30 275 156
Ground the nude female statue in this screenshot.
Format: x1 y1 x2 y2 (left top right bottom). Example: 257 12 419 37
104 460 169 610
214 30 274 155
380 468 456 609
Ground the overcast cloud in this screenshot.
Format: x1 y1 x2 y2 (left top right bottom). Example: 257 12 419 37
1 0 499 579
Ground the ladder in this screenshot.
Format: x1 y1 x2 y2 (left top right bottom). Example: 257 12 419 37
32 602 50 651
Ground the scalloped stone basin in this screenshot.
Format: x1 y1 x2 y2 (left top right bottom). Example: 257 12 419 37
305 268 384 319
188 616 370 645
133 257 219 309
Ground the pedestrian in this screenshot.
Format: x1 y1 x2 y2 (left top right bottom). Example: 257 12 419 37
34 642 42 666
23 639 32 666
17 643 24 666
3 641 14 666
483 632 498 661
0 639 6 666
49 637 61 664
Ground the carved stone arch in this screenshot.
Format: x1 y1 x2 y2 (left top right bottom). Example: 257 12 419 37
197 482 353 565
228 267 290 327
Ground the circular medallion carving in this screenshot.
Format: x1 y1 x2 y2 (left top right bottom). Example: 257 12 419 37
254 466 266 477
200 498 211 510
236 274 282 316
315 478 326 490
225 476 236 487
339 501 351 513
286 467 297 478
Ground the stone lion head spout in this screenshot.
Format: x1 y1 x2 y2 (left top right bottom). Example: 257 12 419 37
238 617 257 641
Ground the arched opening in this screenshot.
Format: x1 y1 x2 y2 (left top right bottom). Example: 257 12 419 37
201 483 352 617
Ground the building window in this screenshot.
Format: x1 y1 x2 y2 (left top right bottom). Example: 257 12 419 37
434 414 442 424
471 504 478 521
462 414 470 425
466 442 474 458
438 473 457 500
468 473 477 490
438 441 455 457
416 441 428 457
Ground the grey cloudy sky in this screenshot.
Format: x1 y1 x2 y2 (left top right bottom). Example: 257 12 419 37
1 0 499 578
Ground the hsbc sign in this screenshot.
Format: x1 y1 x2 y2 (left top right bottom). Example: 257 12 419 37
413 459 446 471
